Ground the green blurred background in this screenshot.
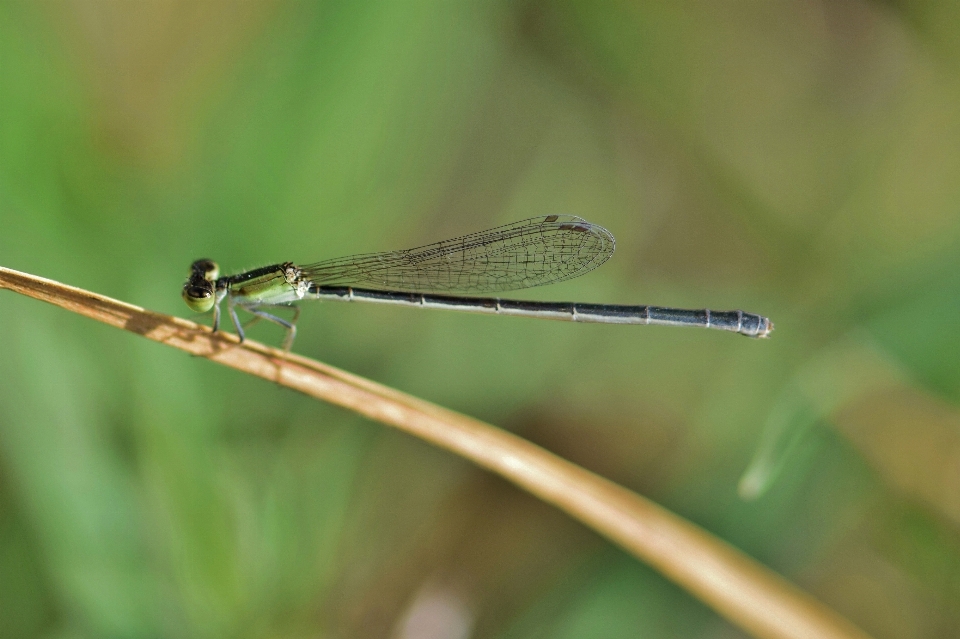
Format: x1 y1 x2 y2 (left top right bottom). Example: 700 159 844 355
1 1 959 637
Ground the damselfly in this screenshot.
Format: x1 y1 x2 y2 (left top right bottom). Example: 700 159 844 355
182 215 773 350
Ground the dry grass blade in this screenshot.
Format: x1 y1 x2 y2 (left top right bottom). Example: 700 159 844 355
0 266 873 639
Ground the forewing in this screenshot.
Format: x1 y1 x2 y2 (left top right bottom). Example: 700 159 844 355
301 215 615 293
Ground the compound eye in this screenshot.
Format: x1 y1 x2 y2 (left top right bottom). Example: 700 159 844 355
182 281 215 313
189 259 219 282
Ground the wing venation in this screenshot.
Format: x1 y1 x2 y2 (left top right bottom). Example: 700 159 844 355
301 215 615 293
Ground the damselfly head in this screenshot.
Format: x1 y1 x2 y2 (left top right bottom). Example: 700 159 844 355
183 259 219 313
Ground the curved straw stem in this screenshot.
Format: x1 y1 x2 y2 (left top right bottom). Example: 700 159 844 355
0 266 872 639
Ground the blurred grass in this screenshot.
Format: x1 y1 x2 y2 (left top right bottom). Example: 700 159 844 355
1 1 960 637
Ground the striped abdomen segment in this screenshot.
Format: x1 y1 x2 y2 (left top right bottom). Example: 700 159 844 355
310 286 772 338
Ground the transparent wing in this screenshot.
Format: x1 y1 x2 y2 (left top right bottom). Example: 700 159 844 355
301 215 615 293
